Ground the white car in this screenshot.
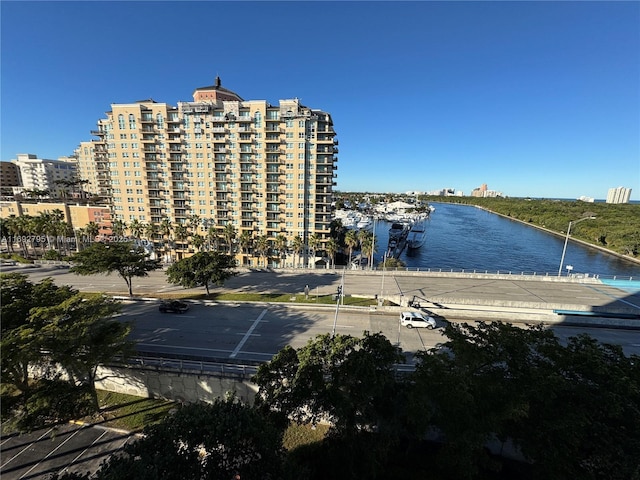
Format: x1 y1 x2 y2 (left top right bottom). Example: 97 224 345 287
400 311 437 329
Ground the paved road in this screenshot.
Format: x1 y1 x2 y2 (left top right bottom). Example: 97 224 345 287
0 423 136 480
122 301 448 364
5 264 640 315
121 301 640 361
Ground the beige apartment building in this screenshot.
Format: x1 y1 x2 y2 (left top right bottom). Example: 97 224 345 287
0 201 112 235
77 77 338 266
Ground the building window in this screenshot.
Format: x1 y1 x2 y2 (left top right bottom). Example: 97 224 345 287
118 115 125 129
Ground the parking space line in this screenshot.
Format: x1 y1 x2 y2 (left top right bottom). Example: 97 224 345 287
230 308 267 358
19 427 82 478
1 428 54 469
58 430 109 476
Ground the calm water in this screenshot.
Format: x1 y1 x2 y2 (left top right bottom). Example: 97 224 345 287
370 202 640 278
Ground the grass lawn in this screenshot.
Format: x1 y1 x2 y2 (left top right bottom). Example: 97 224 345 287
92 391 328 451
89 391 176 432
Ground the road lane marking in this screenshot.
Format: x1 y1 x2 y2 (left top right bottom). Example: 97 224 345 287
59 430 108 475
230 309 267 358
1 428 54 468
19 427 82 478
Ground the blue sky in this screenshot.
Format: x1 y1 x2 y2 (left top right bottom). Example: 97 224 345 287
1 1 639 200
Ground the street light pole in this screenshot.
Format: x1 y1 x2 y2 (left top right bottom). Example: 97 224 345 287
557 216 596 276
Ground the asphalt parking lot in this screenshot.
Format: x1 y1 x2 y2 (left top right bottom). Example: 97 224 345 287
0 422 136 480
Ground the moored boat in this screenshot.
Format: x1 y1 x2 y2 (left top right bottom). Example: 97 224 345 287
406 219 427 249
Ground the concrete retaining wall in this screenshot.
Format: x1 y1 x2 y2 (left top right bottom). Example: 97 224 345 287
95 365 257 404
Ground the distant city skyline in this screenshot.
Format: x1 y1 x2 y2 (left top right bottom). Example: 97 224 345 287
2 1 638 200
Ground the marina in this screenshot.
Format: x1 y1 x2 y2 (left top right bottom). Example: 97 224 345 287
338 202 639 278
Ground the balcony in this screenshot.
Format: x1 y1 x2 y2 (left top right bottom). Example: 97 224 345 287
140 117 154 123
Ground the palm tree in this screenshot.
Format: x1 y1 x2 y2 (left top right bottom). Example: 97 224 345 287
360 235 377 269
291 235 304 268
159 218 173 262
0 218 12 253
85 222 100 243
174 224 188 259
325 238 339 269
129 219 143 239
223 223 237 254
192 233 205 252
112 219 127 237
207 224 220 252
254 235 270 268
239 230 253 256
274 234 288 267
8 215 34 257
188 215 201 236
357 229 372 250
308 233 321 268
55 220 73 256
33 213 51 256
144 222 157 243
344 229 359 264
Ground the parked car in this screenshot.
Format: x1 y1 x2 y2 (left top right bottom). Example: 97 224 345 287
400 311 436 329
159 300 190 313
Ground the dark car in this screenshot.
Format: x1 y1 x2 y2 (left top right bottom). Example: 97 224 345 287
159 300 190 313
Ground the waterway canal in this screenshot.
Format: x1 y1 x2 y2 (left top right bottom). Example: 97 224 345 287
370 202 640 278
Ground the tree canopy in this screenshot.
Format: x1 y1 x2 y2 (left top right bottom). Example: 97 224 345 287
1 273 133 428
254 332 404 436
53 398 285 480
69 241 161 296
165 251 237 295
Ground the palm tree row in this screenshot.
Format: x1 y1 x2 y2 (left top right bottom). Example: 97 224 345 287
107 217 313 267
2 211 346 268
1 210 77 257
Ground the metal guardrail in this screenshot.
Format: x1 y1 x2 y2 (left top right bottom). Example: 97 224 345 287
113 354 260 377
325 266 637 282
110 353 418 378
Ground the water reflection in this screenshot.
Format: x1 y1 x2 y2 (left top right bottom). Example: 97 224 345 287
370 202 640 277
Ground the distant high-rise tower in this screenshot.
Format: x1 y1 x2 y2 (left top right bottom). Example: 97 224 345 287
606 186 632 204
76 77 338 267
11 153 77 198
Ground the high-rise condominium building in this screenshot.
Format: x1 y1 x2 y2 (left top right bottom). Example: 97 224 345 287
606 186 632 204
77 77 338 266
10 153 77 198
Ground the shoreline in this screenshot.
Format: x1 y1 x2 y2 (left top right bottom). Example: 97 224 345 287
470 204 640 267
